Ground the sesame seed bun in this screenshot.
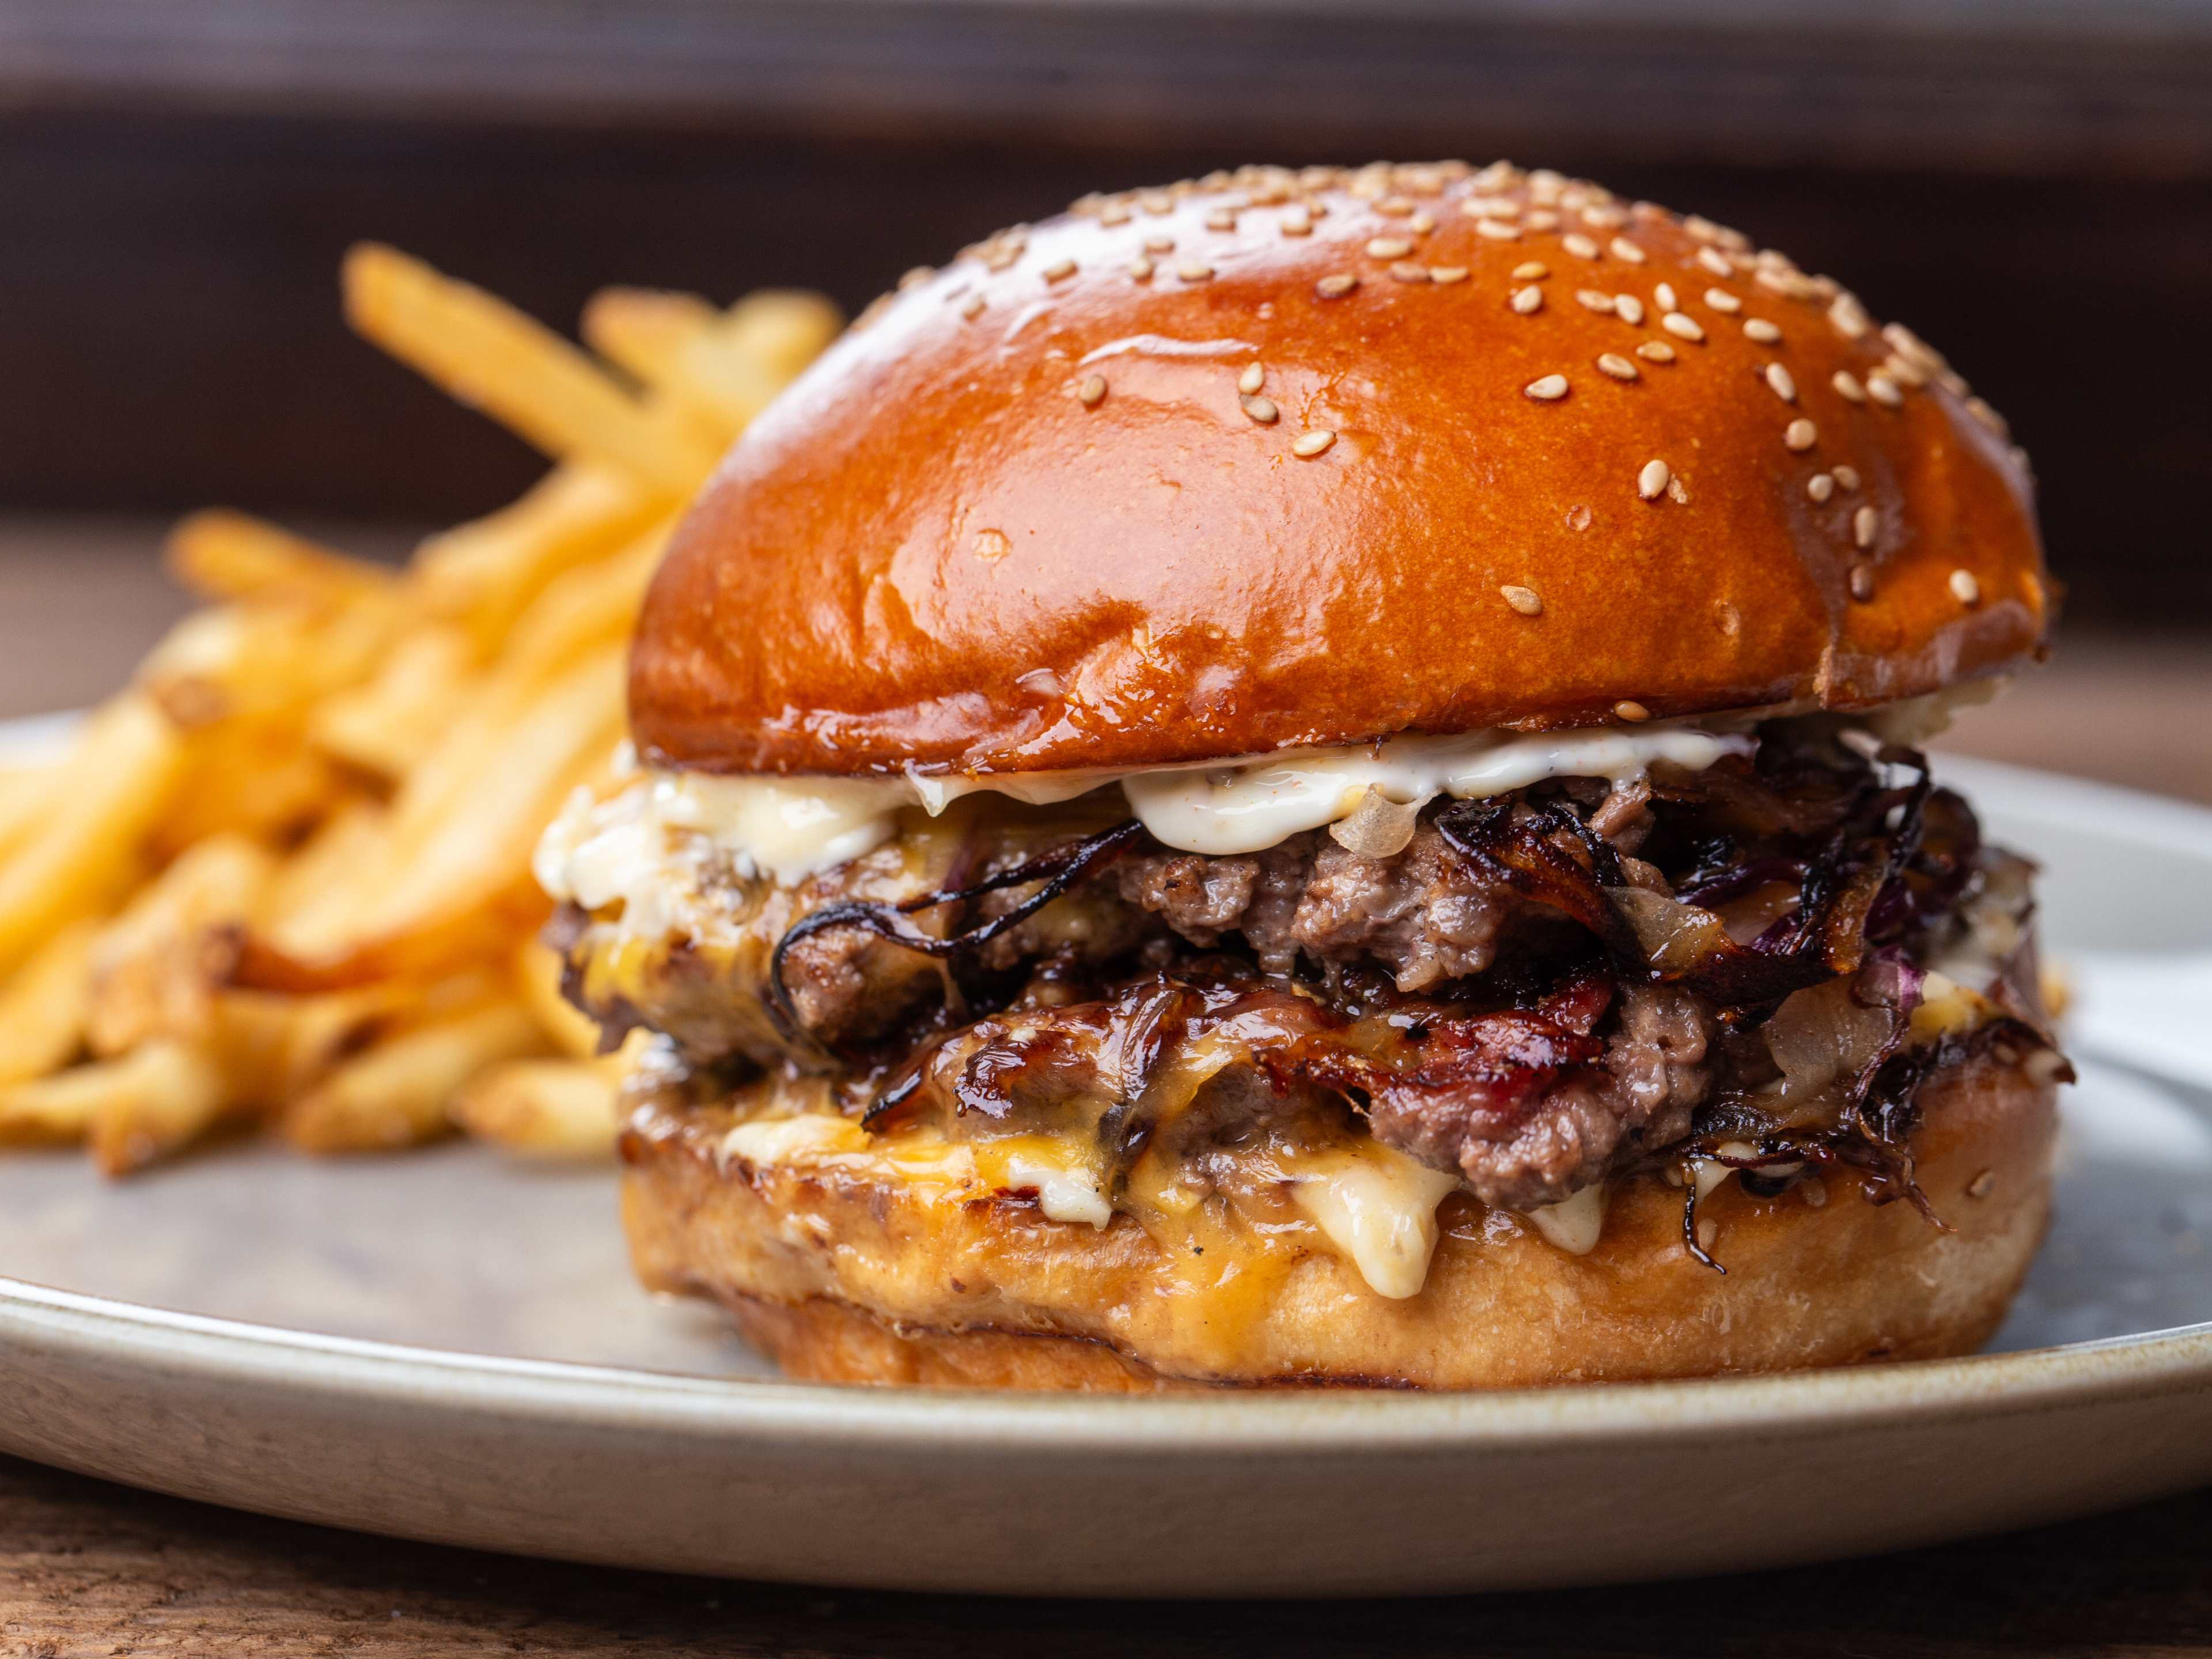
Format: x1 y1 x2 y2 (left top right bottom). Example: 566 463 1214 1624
631 160 2052 778
620 1050 2056 1391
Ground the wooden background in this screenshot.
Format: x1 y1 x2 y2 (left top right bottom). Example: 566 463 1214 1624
3 0 2212 624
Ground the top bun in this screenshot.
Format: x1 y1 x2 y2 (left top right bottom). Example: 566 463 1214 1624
632 161 2051 778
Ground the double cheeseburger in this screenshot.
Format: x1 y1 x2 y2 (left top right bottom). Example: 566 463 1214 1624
540 161 2070 1391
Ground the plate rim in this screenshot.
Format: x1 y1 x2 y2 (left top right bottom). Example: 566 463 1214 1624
7 734 2212 1446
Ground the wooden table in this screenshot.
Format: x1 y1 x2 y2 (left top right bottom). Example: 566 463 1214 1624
3 520 2211 1653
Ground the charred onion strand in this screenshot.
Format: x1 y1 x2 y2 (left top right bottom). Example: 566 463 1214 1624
767 819 1145 1028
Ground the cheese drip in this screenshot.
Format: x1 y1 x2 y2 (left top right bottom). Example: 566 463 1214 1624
538 722 1752 899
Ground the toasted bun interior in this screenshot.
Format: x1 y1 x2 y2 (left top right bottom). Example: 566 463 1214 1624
622 1052 2055 1391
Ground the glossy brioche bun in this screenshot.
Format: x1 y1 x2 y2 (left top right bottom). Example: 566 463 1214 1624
632 160 2052 778
622 1051 2056 1391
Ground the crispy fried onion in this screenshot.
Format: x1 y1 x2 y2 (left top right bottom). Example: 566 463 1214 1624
766 819 1145 1029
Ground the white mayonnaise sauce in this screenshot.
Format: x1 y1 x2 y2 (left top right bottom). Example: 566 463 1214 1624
536 721 1755 908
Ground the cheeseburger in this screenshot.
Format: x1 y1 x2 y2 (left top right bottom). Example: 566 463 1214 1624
539 161 2069 1390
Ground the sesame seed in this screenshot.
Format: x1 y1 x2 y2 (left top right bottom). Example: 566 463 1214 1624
1653 282 1677 312
960 294 986 320
1392 260 1434 283
1636 340 1677 363
1141 193 1173 215
1144 235 1175 253
1128 257 1154 281
1883 353 1927 389
1178 261 1214 283
1967 396 2009 435
1766 363 1798 402
1784 418 1817 451
1854 506 1878 547
1291 430 1336 457
1576 289 1615 313
1430 265 1469 284
1866 373 1903 407
1501 585 1544 616
1562 232 1600 259
1742 318 1782 344
1366 237 1412 260
1511 285 1544 315
1597 353 1639 381
1205 207 1237 231
1614 294 1646 325
1511 261 1549 280
1661 312 1705 342
1281 214 1313 237
1950 569 1981 605
1240 394 1279 425
1475 219 1522 241
1238 362 1265 395
1614 699 1651 722
1849 562 1876 602
1409 211 1437 234
1524 209 1559 231
1638 459 1671 499
1077 374 1107 407
1703 287 1742 313
1697 247 1733 278
1832 371 1867 403
1525 374 1570 401
1834 465 1861 491
1609 237 1646 264
1375 196 1414 217
1829 294 1872 338
1316 274 1358 299
1041 258 1077 282
1808 473 1835 502
899 266 934 290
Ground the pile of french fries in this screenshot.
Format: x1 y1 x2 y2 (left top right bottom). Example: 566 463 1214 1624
0 245 840 1173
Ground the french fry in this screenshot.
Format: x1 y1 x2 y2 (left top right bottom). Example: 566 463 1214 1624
152 718 349 858
2 256 842 1171
0 918 100 1086
514 937 601 1059
343 244 720 498
85 1040 232 1176
166 510 397 609
0 1040 225 1162
0 696 183 981
449 1052 623 1159
581 287 720 388
309 624 478 781
207 983 415 1109
245 643 626 986
138 594 394 729
408 465 659 650
665 290 842 431
86 833 275 1057
0 756 60 861
282 998 545 1153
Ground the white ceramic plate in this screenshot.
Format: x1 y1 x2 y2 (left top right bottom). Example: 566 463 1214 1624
2 740 2210 1596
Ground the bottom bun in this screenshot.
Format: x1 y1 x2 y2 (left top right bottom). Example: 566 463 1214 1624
622 1054 2056 1391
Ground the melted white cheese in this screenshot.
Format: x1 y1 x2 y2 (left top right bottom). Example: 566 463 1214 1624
1283 1142 1460 1299
537 721 1755 909
1524 1181 1608 1255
